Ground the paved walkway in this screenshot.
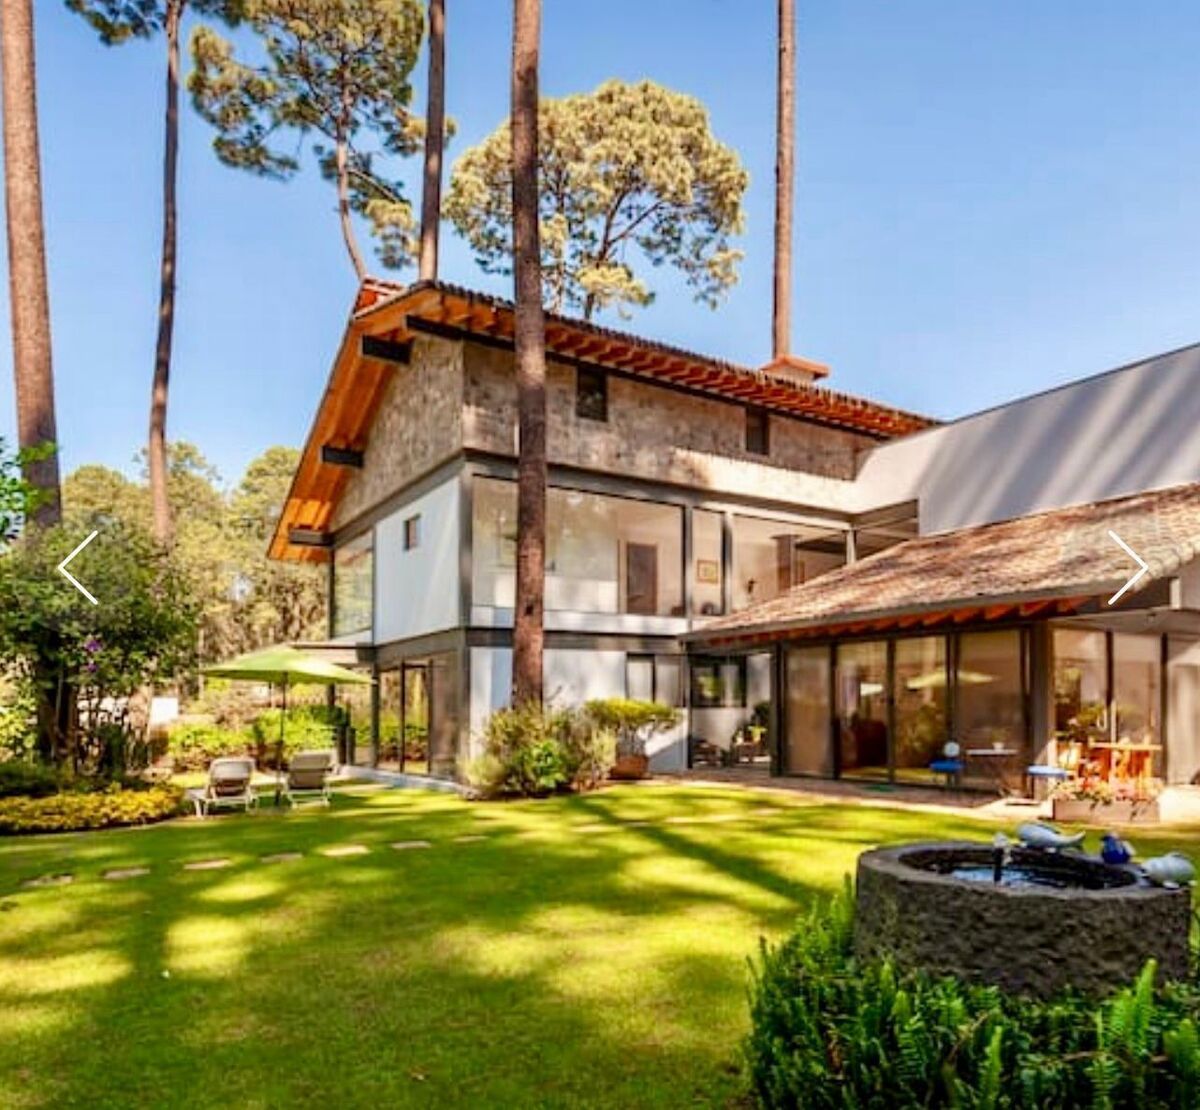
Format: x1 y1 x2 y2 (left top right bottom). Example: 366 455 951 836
667 767 1200 826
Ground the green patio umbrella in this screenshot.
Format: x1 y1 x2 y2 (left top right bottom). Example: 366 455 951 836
202 645 372 804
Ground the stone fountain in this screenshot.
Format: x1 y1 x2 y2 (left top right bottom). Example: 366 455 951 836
855 838 1192 997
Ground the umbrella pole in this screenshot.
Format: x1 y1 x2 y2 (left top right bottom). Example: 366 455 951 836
275 677 287 806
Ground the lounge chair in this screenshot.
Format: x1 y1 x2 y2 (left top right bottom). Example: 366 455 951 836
283 750 335 807
186 756 258 818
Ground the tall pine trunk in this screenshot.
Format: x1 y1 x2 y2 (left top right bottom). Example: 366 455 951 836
1 0 60 524
418 0 446 282
149 0 183 545
772 0 795 359
510 0 545 706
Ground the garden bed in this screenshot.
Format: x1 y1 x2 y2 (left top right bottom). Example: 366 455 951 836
0 784 183 834
1052 797 1160 824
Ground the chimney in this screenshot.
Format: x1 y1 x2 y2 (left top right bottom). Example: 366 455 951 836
759 353 830 387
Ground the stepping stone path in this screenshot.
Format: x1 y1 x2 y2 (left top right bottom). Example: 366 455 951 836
103 867 149 881
320 844 369 858
23 873 73 889
261 852 303 864
391 840 431 851
183 858 232 872
453 834 487 843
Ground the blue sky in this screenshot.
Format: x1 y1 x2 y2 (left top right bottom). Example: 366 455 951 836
4 1 1200 487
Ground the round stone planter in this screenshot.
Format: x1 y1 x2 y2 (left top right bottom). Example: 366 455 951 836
610 754 649 781
855 842 1191 997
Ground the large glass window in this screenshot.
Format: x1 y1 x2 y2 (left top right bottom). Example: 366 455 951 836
786 646 832 776
378 669 401 770
1168 638 1200 785
894 636 948 784
690 657 746 708
1113 634 1162 776
626 655 685 707
692 509 725 617
427 652 460 778
1053 628 1108 745
732 515 845 611
472 479 683 617
332 531 373 638
836 641 889 780
956 631 1025 788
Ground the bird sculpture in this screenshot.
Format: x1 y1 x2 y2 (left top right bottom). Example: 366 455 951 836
1015 822 1085 851
1141 852 1196 889
1100 831 1135 866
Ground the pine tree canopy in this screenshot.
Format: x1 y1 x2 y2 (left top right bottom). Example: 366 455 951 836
444 78 749 319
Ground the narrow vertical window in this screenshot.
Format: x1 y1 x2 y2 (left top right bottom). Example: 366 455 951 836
746 408 769 455
403 514 421 551
576 366 608 421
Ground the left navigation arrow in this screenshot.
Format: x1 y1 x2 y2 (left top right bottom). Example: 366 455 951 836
58 530 99 605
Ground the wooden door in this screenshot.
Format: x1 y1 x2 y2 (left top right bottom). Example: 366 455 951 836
626 543 659 615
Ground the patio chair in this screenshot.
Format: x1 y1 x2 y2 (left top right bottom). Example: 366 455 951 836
1026 741 1082 798
282 750 335 807
929 740 964 788
186 756 258 818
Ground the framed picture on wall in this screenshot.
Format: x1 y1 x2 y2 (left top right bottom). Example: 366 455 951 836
696 559 720 585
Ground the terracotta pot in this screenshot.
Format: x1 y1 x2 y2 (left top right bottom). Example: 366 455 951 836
1051 798 1160 825
610 754 649 781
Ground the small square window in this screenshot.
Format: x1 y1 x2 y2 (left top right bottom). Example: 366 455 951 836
576 366 608 421
403 515 421 550
746 408 769 456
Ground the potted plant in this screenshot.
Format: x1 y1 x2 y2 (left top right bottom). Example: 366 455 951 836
584 699 680 781
1050 773 1161 824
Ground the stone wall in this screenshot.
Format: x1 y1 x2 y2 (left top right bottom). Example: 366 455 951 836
463 342 874 503
332 335 464 530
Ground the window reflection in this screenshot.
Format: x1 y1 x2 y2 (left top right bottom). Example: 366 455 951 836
893 636 948 784
836 641 889 780
332 531 373 638
732 515 845 611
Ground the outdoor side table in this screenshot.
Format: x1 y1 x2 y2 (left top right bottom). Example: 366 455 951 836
965 747 1021 796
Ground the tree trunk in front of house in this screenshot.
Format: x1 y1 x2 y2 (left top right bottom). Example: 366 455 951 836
418 0 446 282
510 0 546 707
772 0 796 359
1 0 60 525
149 0 184 546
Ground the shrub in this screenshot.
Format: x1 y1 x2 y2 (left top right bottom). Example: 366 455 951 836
0 759 62 798
745 882 1200 1108
558 710 617 791
0 783 184 834
166 722 252 771
468 703 568 798
249 705 343 767
583 698 679 756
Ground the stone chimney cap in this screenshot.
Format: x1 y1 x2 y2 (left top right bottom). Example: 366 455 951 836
759 353 831 383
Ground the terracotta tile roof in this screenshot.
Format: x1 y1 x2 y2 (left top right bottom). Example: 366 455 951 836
689 483 1200 646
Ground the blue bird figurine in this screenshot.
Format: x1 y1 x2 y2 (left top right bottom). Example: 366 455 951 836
1100 831 1134 866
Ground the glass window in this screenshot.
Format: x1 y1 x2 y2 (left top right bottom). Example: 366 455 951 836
403 515 421 550
732 515 845 611
836 641 889 780
956 630 1026 788
626 655 654 701
1114 633 1161 756
576 367 608 421
472 479 683 617
655 657 684 708
893 636 948 784
1168 638 1200 785
693 509 724 617
746 408 769 455
332 531 373 638
427 652 460 779
378 669 401 770
1053 628 1108 745
786 646 831 776
340 676 375 766
690 656 746 708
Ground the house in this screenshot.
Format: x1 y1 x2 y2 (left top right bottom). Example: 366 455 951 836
272 278 1200 791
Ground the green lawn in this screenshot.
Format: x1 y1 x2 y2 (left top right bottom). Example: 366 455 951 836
1 784 1197 1109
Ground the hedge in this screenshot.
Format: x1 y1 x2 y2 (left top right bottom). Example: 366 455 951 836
0 784 184 834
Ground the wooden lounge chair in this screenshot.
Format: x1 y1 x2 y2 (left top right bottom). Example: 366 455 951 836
186 756 258 818
283 750 335 807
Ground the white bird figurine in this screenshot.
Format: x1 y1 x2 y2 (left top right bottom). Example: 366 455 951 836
1141 852 1196 889
1016 822 1085 851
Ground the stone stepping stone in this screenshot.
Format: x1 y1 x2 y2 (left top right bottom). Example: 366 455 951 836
391 840 431 851
261 852 303 864
22 873 73 889
750 806 784 816
103 867 149 881
183 858 231 872
453 834 487 843
320 844 369 858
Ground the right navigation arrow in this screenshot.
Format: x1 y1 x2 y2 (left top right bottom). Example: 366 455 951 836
1107 529 1149 606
